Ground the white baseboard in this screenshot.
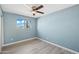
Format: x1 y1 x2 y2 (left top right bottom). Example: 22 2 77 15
37 38 79 54
3 37 37 47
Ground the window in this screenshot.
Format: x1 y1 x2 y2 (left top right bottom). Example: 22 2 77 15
16 17 26 29
16 17 31 30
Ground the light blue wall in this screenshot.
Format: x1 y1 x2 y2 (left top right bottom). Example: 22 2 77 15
3 12 37 44
37 5 79 52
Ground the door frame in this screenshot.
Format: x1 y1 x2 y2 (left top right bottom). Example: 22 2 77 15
0 15 4 53
0 16 2 52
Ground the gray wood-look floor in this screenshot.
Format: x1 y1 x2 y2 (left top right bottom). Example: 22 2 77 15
2 39 74 54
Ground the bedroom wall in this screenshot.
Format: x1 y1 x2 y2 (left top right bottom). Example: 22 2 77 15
3 12 37 44
37 5 79 52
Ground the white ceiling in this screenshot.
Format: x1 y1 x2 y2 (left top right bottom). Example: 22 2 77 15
1 4 75 18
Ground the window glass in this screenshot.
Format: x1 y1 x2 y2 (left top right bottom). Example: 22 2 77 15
16 17 25 29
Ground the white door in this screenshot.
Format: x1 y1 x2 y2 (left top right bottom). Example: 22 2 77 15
0 16 2 52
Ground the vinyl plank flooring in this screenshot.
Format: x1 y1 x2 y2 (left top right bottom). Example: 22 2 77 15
2 39 74 54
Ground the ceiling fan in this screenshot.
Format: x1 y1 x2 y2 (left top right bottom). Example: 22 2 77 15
24 4 44 16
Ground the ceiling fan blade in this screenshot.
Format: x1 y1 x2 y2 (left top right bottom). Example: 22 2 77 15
33 5 43 11
36 11 44 14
